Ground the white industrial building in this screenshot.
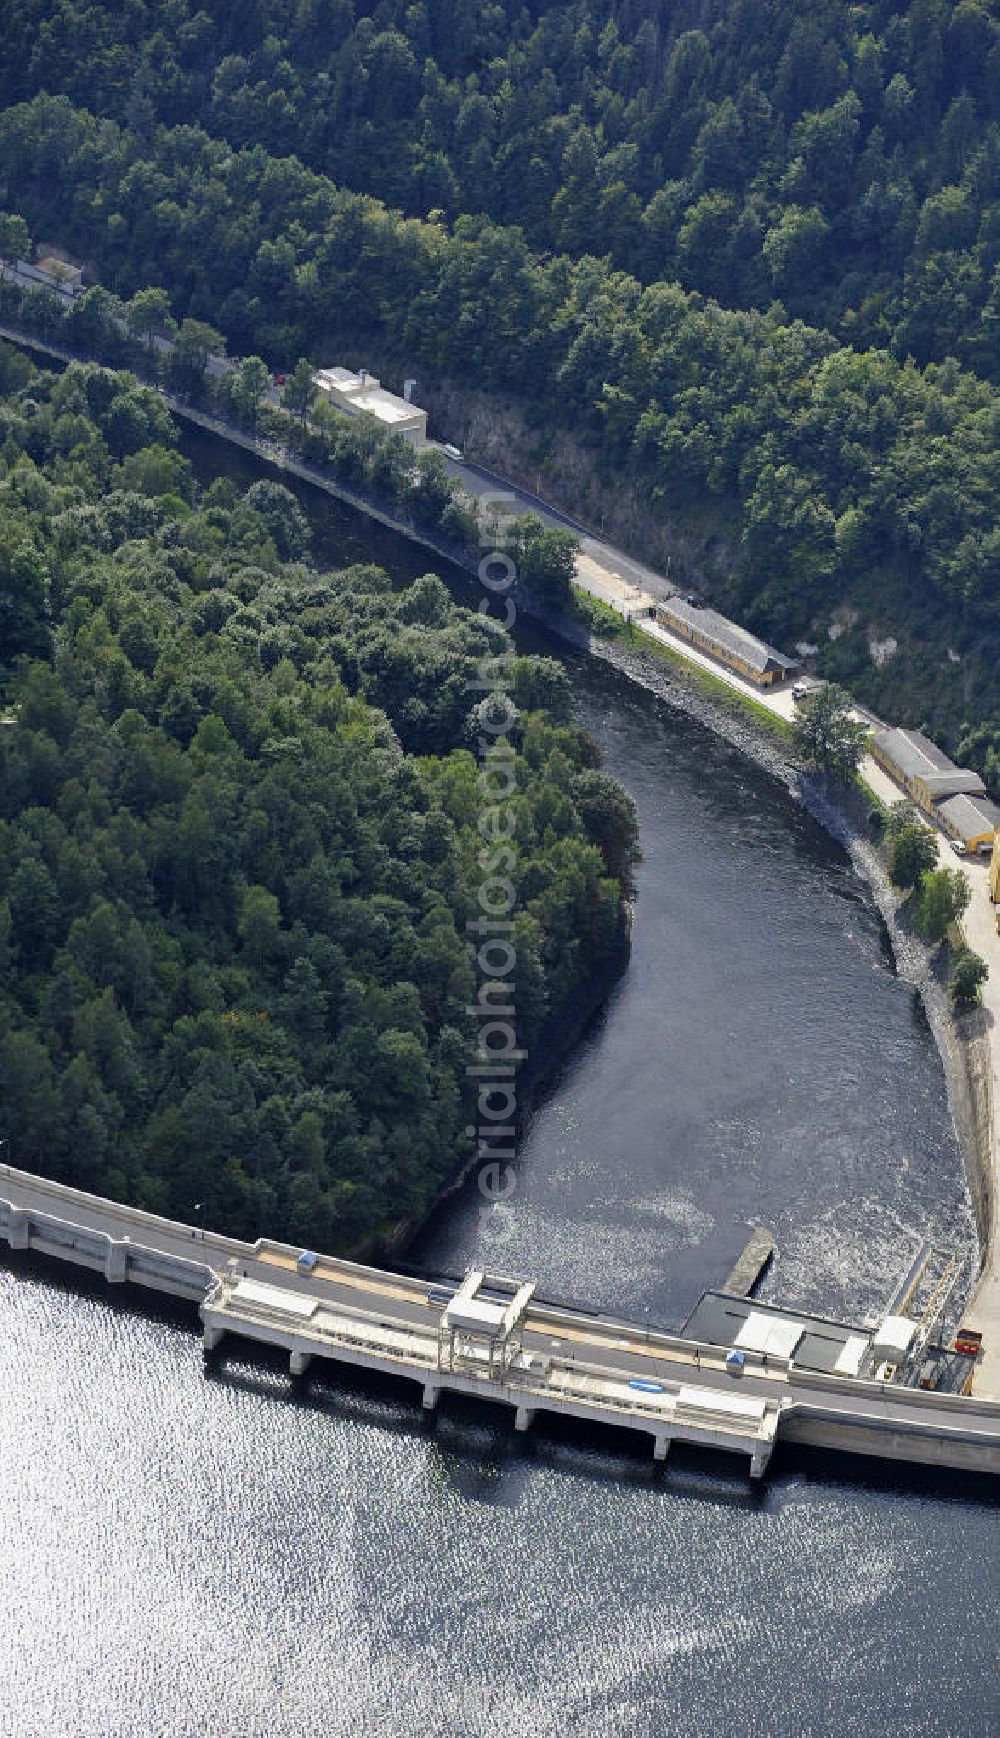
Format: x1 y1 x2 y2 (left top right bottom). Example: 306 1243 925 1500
313 366 427 447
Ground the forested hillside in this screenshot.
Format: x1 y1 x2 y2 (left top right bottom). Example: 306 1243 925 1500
1 85 998 772
0 7 998 738
1 1 997 1242
0 353 635 1246
3 0 1000 368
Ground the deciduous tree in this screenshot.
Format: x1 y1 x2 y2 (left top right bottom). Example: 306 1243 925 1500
950 947 988 1009
230 355 272 423
126 286 175 352
889 823 939 889
916 866 970 942
793 684 868 782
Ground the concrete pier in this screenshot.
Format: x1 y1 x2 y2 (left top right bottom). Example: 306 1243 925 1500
105 1237 129 1283
8 1207 29 1249
514 1405 535 1433
722 1227 775 1297
290 1351 312 1377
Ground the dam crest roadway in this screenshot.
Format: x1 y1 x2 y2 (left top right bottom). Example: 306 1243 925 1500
2 1162 1000 1480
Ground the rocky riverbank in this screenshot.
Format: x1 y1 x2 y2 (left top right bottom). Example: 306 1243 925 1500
560 617 995 1274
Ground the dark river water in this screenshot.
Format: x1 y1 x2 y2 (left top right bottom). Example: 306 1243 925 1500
1 426 997 1738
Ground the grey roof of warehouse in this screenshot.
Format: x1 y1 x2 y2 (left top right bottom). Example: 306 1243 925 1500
872 727 986 795
936 791 1000 842
659 597 798 675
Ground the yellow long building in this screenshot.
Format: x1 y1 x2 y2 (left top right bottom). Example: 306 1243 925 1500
656 598 798 688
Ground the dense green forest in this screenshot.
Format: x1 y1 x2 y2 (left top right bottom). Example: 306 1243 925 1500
3 0 1000 366
0 91 994 761
0 0 997 1243
0 353 636 1246
0 0 994 764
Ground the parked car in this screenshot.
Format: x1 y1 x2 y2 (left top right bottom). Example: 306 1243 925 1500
442 443 463 461
792 682 810 702
948 838 966 856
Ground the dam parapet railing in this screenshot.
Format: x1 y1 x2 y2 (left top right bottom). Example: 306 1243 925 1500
0 1193 217 1298
0 1163 431 1300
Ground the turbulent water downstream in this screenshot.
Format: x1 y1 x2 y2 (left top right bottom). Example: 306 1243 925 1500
1 429 997 1738
413 658 980 1330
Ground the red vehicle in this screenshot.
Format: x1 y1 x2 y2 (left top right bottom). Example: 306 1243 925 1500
274 372 286 385
954 1326 983 1357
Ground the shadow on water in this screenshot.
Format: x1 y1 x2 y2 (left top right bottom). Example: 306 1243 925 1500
205 1336 767 1509
404 972 627 1267
177 421 461 589
766 1441 1000 1509
0 1242 201 1335
200 1329 1000 1512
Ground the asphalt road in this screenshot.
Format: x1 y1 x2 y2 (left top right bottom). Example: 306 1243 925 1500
439 452 676 604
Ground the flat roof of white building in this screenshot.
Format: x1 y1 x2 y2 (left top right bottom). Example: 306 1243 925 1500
834 1335 870 1377
348 387 422 424
683 1291 871 1377
313 366 425 430
734 1312 804 1359
676 1386 768 1423
316 366 360 388
873 1314 917 1356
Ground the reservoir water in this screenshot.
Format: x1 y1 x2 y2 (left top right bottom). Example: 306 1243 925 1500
1 430 997 1737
